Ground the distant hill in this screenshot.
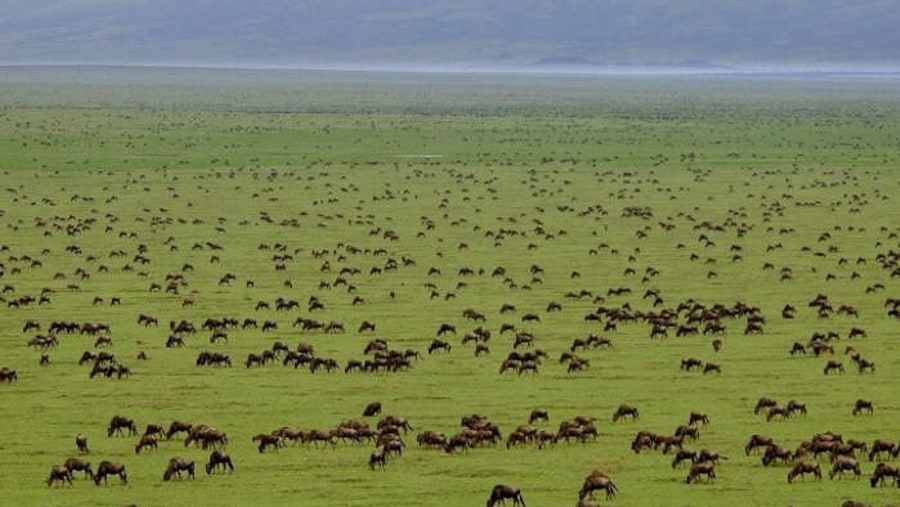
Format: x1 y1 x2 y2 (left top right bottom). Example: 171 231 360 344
1 1 898 68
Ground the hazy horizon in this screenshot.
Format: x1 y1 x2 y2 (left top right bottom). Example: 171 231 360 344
1 1 899 72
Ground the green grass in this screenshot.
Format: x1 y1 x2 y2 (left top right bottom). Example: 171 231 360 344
0 73 898 507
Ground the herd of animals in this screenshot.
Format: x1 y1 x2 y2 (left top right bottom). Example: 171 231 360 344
0 163 898 507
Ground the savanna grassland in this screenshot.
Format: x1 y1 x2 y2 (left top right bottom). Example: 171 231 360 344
0 68 898 507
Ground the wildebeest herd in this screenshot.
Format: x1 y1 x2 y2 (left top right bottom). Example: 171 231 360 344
1 123 898 506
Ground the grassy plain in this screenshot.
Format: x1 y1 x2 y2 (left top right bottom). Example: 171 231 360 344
0 69 898 507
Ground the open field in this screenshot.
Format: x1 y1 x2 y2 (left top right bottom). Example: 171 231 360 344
0 71 898 507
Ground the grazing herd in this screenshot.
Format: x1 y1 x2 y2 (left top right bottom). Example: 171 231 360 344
1 153 897 507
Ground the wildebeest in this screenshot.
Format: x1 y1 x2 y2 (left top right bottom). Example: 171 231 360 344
687 411 710 427
166 421 193 440
206 450 234 474
107 415 137 437
685 461 716 483
754 397 778 415
787 461 822 483
680 358 703 371
868 439 897 461
75 433 89 453
869 462 899 487
163 457 195 481
93 461 127 485
745 434 775 455
363 401 382 417
0 367 18 382
578 470 618 500
823 360 844 374
135 435 158 454
852 399 874 416
368 448 388 470
47 465 73 487
64 457 94 479
612 404 639 422
486 484 525 507
671 449 698 468
428 339 451 354
252 433 282 453
829 457 861 480
528 408 549 424
416 430 448 449
761 445 794 466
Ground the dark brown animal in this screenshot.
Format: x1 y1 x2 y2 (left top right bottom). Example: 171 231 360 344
612 404 639 422
787 461 822 483
487 484 526 507
75 433 89 453
47 465 73 487
206 450 234 474
134 435 158 454
363 401 382 417
870 462 899 487
528 408 549 424
64 457 94 479
578 470 618 500
107 415 137 437
162 457 195 481
685 461 716 483
94 461 127 485
852 399 874 416
829 457 861 480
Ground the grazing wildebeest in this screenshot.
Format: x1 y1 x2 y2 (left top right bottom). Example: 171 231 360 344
685 461 716 483
870 462 899 487
612 404 639 422
578 470 618 500
856 358 876 373
93 461 127 485
528 408 549 424
163 457 195 481
702 363 721 374
754 397 778 415
135 435 158 454
444 434 470 454
144 424 165 439
437 323 456 336
840 501 872 507
253 433 282 453
761 445 794 466
363 401 382 417
0 367 18 382
671 449 698 468
823 360 844 374
368 448 388 470
76 433 89 453
745 434 774 455
680 358 703 371
108 415 137 437
868 439 897 461
166 421 193 440
47 465 73 487
787 461 822 483
206 450 234 474
687 411 709 427
64 457 94 479
790 342 806 356
766 406 791 422
428 339 451 354
852 399 874 416
675 424 700 441
416 431 448 449
486 484 525 507
829 457 861 480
